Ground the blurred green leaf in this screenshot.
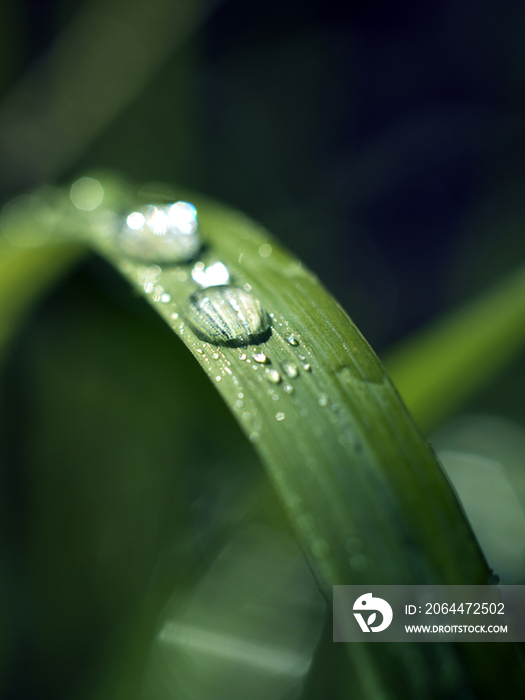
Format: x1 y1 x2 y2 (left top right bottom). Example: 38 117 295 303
384 263 525 433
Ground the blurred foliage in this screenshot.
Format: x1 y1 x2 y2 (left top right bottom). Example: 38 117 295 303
3 1 525 699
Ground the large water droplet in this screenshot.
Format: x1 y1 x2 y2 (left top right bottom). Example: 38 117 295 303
184 286 271 346
117 201 201 262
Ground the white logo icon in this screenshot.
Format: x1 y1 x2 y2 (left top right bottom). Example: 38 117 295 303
353 593 393 632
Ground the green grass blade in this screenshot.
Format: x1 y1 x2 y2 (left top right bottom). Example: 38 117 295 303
383 264 525 433
3 175 524 698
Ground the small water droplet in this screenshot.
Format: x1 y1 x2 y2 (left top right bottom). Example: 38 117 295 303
215 376 221 382
301 362 311 372
117 201 201 263
243 282 252 292
196 348 203 354
282 362 299 379
258 243 273 258
211 352 220 360
191 261 230 287
272 394 280 401
184 286 270 346
235 399 244 408
318 393 329 407
252 352 268 364
239 353 247 360
237 392 244 399
265 368 281 384
283 384 294 394
171 312 179 320
160 293 171 303
286 334 299 346
242 412 251 421
249 432 260 443
275 412 285 421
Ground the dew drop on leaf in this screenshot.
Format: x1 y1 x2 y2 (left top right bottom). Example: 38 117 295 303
265 368 281 384
252 352 269 364
117 201 202 262
184 286 270 346
282 362 299 379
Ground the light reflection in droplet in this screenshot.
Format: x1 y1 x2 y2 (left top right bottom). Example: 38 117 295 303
191 261 230 288
265 369 281 384
117 200 201 263
126 211 145 229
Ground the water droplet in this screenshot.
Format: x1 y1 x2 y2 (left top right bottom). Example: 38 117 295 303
275 412 285 421
171 312 179 320
272 394 280 401
258 243 273 258
301 362 311 372
239 353 247 361
242 412 252 421
318 393 329 407
249 432 260 443
211 352 220 360
286 334 299 346
237 392 244 399
252 352 268 364
283 384 294 394
117 201 201 263
191 261 230 287
160 293 171 303
235 399 244 408
196 348 203 354
265 368 281 384
282 362 299 379
215 376 221 382
184 286 270 346
243 282 252 292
